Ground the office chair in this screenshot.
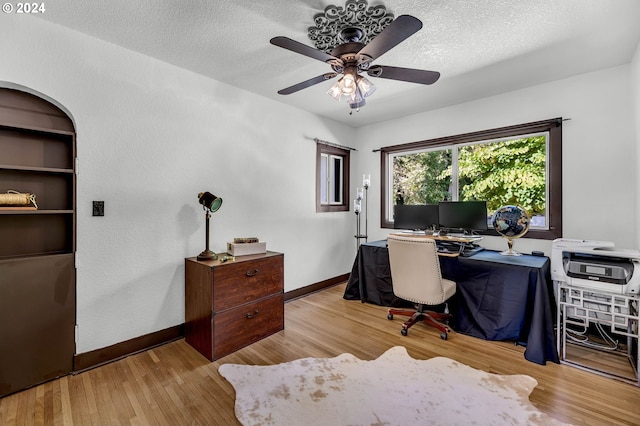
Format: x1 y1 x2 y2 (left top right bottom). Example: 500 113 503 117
386 234 457 339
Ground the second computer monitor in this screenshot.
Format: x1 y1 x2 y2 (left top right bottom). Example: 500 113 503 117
438 201 488 232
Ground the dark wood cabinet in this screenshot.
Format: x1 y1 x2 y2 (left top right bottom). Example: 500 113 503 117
0 89 76 397
185 252 284 361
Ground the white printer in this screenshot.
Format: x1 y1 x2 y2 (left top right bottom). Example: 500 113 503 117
551 238 640 295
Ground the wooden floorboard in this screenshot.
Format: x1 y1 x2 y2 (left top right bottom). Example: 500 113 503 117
1 283 640 425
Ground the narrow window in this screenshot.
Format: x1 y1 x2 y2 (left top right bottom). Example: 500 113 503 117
317 143 350 212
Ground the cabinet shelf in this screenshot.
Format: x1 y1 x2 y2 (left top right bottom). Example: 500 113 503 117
0 164 74 174
0 169 74 210
0 121 74 137
0 209 73 215
0 250 72 261
0 126 74 171
0 210 73 257
0 115 75 258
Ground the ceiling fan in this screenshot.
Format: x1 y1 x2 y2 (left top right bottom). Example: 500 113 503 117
270 14 440 111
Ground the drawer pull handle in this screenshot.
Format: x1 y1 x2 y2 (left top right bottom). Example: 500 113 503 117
246 310 259 319
246 269 259 277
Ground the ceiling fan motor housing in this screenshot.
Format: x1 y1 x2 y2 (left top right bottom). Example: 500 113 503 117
339 27 365 43
330 42 372 73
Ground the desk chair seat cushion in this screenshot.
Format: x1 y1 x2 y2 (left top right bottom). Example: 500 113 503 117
387 235 456 305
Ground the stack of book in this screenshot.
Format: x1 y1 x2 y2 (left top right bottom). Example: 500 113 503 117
226 237 266 256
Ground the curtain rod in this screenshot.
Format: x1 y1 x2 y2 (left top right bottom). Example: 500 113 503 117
314 138 357 151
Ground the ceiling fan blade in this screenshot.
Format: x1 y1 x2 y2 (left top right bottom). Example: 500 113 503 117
277 73 338 95
358 15 423 61
270 36 340 64
367 65 440 85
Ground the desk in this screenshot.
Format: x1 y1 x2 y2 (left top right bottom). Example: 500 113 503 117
343 240 559 365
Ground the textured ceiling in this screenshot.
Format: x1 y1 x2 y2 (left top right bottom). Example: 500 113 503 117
35 0 640 127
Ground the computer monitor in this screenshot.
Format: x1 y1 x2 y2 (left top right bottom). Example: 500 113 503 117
438 201 489 232
393 204 439 230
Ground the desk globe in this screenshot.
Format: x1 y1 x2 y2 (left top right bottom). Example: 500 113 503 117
492 205 530 256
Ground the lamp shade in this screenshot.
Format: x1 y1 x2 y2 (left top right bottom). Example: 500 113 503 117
341 67 357 95
349 98 366 110
357 76 376 97
327 78 344 101
198 191 222 212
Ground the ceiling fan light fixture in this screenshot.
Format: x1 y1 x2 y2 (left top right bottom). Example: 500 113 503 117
341 66 358 95
349 98 366 111
327 66 376 107
357 75 376 97
349 87 363 104
327 78 344 101
341 80 355 95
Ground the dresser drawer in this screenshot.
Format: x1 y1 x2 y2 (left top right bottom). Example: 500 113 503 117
212 294 284 360
212 255 283 310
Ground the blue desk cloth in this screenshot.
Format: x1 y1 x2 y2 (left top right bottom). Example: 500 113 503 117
343 240 559 365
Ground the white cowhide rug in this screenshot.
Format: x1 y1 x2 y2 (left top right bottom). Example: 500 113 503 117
218 346 570 426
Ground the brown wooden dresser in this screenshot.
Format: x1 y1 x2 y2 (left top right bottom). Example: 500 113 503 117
184 251 284 361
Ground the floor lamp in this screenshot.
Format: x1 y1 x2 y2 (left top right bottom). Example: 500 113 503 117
354 174 370 252
197 191 222 261
354 198 363 252
363 174 370 242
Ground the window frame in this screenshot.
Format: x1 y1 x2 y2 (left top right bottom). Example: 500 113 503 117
379 118 562 240
316 142 350 212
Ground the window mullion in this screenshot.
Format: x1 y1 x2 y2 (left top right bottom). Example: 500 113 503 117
321 154 328 205
451 145 459 201
328 155 335 204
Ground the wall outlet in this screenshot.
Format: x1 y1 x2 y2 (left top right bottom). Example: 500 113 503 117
92 201 104 216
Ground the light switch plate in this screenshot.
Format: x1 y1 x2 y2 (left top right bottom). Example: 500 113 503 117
92 201 104 216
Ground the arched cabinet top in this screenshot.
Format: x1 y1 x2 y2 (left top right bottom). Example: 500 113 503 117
0 88 74 133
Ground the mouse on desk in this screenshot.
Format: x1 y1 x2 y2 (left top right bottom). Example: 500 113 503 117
531 250 545 257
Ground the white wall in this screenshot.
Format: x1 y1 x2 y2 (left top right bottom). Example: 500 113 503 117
2 14 639 356
355 65 637 255
0 16 357 353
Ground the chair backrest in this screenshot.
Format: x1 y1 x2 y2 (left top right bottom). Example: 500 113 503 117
387 234 448 305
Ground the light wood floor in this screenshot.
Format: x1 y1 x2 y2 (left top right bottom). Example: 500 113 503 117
2 283 640 425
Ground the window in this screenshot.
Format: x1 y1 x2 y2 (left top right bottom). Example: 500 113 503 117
380 119 562 239
317 142 350 212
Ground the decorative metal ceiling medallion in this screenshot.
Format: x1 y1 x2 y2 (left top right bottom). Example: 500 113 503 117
308 0 394 52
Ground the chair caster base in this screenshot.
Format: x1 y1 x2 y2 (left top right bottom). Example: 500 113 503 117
387 307 452 340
